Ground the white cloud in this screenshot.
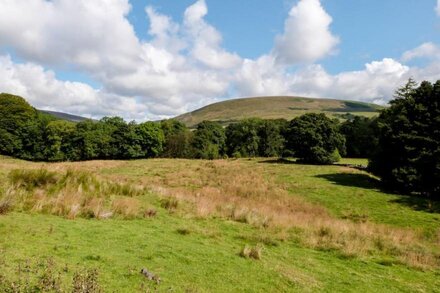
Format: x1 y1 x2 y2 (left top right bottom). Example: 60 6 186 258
183 0 242 69
273 0 339 65
236 57 414 105
289 59 411 105
436 0 440 16
0 55 151 120
0 0 141 73
402 42 440 61
0 0 439 120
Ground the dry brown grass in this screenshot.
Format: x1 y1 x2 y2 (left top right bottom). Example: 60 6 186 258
0 158 438 270
2 169 145 220
240 244 263 260
112 197 141 219
137 160 439 270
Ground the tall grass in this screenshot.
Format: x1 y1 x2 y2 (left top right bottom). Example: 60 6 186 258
3 169 146 219
149 160 439 270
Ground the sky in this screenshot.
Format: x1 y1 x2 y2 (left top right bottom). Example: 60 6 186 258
0 0 439 121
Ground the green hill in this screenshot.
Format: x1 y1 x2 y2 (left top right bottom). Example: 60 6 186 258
175 96 384 127
39 110 90 122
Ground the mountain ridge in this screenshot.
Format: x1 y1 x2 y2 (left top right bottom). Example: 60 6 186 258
175 96 383 127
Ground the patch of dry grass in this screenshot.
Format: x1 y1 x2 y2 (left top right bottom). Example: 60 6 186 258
2 169 146 220
139 160 439 270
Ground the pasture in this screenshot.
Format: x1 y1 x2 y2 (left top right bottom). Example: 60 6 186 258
0 156 439 292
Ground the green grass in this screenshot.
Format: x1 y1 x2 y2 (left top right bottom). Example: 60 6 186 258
1 212 439 292
174 96 383 127
0 156 439 292
260 159 439 232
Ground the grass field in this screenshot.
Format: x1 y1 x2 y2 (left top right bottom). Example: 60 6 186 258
0 156 439 292
175 96 383 127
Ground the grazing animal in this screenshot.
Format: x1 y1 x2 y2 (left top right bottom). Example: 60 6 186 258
140 268 161 284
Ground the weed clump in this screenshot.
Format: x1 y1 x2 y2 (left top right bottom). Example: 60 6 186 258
72 269 102 293
177 228 191 235
161 197 179 211
239 244 263 260
8 169 57 191
0 258 102 293
0 195 13 215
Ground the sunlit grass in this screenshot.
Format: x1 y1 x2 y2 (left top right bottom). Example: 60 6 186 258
0 156 439 291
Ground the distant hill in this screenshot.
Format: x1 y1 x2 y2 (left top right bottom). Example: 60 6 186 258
175 96 384 127
39 110 91 122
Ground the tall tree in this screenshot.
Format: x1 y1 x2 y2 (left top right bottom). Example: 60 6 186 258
340 116 378 158
226 118 262 158
285 113 346 164
160 119 193 158
192 121 226 159
369 80 440 197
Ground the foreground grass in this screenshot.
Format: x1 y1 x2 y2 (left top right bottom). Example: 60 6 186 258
0 156 439 292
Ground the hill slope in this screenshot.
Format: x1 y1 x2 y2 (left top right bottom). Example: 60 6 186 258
175 96 383 127
39 110 91 122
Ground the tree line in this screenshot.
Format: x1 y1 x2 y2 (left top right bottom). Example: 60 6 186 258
0 79 439 198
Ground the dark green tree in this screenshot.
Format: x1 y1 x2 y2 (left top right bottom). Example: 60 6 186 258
285 113 346 164
136 121 164 158
226 118 262 158
191 121 225 159
369 80 440 198
0 93 51 160
340 116 379 158
44 120 76 161
0 93 37 156
258 119 287 157
160 119 193 158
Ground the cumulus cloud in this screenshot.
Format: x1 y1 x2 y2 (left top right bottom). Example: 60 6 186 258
0 55 151 119
402 42 440 61
0 0 140 73
183 0 242 69
274 0 339 65
289 59 411 105
0 0 439 120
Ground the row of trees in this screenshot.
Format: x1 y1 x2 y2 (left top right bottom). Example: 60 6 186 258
0 93 354 163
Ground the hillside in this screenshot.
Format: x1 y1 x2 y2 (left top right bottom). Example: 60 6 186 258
39 109 90 122
175 96 383 127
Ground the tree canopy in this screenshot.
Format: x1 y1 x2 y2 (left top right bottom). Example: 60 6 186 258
285 113 346 164
369 80 440 198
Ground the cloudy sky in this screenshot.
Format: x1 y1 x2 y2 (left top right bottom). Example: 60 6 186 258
0 0 439 120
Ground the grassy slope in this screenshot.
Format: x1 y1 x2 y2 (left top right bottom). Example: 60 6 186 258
0 156 439 292
175 96 383 127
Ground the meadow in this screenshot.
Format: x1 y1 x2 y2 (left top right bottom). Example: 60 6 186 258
0 156 439 292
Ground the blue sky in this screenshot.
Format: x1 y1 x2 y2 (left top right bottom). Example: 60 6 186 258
0 0 439 120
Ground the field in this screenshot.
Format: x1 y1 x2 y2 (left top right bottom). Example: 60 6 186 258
0 156 439 292
175 96 383 127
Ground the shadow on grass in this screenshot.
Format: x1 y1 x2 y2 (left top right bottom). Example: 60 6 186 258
389 196 440 214
315 173 380 190
258 158 298 165
317 173 440 213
